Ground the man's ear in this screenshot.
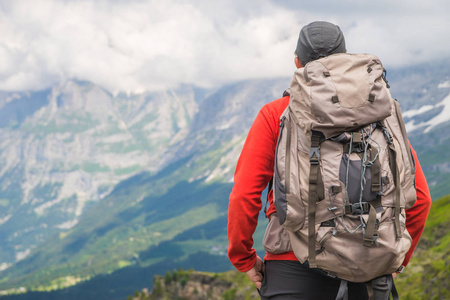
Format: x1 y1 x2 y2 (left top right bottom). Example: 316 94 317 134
295 57 303 69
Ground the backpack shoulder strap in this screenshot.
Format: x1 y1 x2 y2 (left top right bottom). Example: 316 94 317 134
263 178 273 218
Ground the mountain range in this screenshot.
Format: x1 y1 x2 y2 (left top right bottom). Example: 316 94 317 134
0 58 449 299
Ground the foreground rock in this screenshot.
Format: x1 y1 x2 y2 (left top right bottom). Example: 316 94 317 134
129 269 259 300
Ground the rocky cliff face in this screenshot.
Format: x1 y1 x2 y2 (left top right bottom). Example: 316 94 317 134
0 81 200 265
149 274 233 300
131 269 259 300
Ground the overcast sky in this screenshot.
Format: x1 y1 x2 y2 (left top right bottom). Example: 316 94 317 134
1 0 449 93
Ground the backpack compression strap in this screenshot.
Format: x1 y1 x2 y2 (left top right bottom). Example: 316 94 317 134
378 122 402 239
388 144 402 239
308 131 324 268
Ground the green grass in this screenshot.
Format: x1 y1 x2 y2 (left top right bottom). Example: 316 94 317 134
395 195 450 300
33 275 89 292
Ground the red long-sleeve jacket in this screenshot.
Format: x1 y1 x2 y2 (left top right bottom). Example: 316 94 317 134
227 95 432 273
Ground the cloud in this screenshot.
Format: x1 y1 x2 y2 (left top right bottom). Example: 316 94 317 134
343 15 450 67
0 0 449 93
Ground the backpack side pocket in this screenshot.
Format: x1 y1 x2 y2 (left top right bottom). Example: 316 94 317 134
274 109 305 232
263 213 292 254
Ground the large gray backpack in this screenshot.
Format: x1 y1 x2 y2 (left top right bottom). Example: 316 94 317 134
273 53 416 283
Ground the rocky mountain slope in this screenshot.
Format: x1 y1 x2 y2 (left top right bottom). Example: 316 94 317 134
0 77 286 297
131 269 259 300
0 81 201 267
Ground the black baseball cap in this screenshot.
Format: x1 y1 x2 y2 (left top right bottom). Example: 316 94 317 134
295 21 346 66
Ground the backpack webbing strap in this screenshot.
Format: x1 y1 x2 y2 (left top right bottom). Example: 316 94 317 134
343 199 382 214
394 166 402 239
389 276 400 300
371 147 381 193
366 281 374 300
308 132 322 268
388 144 402 239
344 202 370 214
363 204 379 247
317 164 325 201
335 279 348 300
285 115 292 195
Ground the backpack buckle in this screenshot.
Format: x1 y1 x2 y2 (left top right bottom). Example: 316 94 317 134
347 202 370 214
352 142 364 153
396 265 405 274
309 147 320 165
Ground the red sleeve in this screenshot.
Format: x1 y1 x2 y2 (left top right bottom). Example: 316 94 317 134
402 144 432 268
227 98 287 272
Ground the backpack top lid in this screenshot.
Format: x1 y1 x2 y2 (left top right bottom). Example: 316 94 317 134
289 53 392 139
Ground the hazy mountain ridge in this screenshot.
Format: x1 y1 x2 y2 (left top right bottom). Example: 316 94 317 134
387 59 450 199
0 81 200 266
0 59 449 298
163 78 288 182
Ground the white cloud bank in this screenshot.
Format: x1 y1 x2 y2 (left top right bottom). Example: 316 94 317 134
0 0 449 93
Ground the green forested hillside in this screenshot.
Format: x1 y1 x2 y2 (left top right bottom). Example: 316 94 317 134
394 195 450 300
0 165 238 298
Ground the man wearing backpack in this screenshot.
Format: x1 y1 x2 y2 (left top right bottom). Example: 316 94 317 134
227 21 432 300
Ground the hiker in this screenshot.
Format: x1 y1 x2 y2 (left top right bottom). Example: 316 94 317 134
227 21 432 300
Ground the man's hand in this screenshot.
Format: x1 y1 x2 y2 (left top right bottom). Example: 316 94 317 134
392 272 397 280
245 256 265 289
